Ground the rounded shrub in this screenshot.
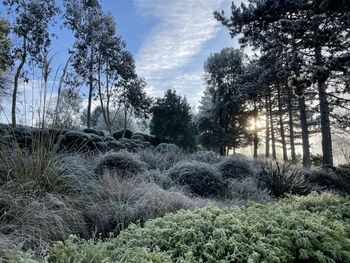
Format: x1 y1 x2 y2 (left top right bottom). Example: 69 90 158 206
155 143 180 153
190 150 224 164
95 151 147 176
167 161 225 197
113 129 133 140
218 155 254 180
131 134 145 141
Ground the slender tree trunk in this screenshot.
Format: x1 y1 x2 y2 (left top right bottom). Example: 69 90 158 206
287 85 296 161
265 94 270 158
97 66 110 133
277 85 288 161
315 44 333 167
123 104 128 138
253 100 259 158
220 145 226 156
12 40 27 128
268 89 277 160
298 96 311 167
87 49 94 128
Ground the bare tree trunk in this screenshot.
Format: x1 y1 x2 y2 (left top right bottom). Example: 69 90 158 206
12 39 27 128
87 49 94 128
298 96 311 167
253 100 259 158
277 85 288 161
315 44 333 167
268 89 277 160
287 85 296 161
123 105 128 138
265 94 270 158
97 66 110 133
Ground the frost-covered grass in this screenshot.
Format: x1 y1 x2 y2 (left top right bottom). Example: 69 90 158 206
6 193 350 263
0 143 349 260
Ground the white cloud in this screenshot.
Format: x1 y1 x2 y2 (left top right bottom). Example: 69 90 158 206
134 0 230 104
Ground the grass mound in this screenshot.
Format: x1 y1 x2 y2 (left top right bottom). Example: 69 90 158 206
8 193 350 263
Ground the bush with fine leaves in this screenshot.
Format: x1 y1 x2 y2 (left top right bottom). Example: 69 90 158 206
218 155 255 180
95 151 147 176
167 161 225 197
258 162 311 198
9 193 350 263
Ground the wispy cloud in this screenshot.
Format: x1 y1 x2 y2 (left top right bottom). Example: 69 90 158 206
134 0 229 105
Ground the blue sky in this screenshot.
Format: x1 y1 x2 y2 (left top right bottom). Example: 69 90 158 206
1 0 243 110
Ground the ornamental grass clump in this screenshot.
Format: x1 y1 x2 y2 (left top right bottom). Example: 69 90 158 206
258 161 311 198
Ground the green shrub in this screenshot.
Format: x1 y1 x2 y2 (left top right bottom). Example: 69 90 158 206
167 161 225 197
218 155 255 180
258 162 311 198
131 134 145 141
113 129 133 140
10 193 350 263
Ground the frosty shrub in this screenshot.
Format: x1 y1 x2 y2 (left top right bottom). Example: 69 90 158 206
95 151 147 176
306 165 350 194
137 148 184 171
218 155 255 180
130 134 145 141
258 162 311 198
112 129 133 140
139 170 175 190
225 177 272 204
167 161 225 197
190 150 224 164
155 143 180 153
10 193 350 263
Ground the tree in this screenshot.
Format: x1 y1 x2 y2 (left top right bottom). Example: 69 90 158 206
117 76 152 137
215 0 350 167
151 90 197 150
81 106 103 129
3 0 59 128
96 13 136 135
198 48 252 155
0 15 11 103
63 0 104 128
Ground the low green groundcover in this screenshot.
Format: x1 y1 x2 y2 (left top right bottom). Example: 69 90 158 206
7 193 350 263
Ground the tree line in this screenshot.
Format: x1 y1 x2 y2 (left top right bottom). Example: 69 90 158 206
198 0 350 167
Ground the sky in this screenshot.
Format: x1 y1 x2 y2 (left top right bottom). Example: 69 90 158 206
1 0 244 109
0 0 248 126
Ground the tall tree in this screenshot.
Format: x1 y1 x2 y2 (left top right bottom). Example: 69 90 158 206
117 76 152 137
3 0 58 127
198 48 252 155
151 90 197 150
96 13 136 135
215 0 350 167
63 0 103 128
0 15 11 101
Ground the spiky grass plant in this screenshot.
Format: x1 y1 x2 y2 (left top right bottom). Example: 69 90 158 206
257 161 311 198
